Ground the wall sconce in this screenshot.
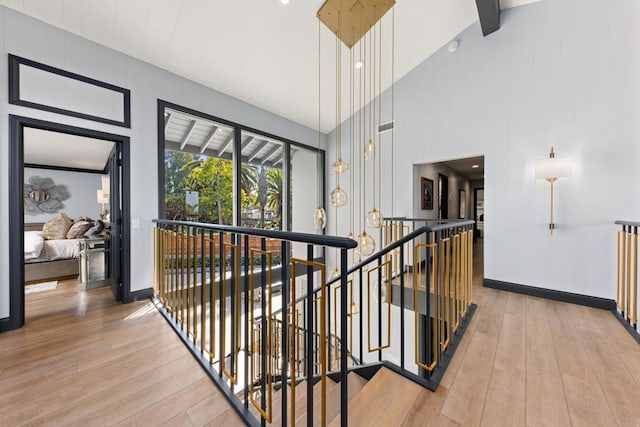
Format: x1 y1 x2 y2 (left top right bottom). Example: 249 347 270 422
535 147 573 235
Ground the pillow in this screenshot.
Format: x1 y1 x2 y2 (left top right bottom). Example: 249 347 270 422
84 220 105 237
24 231 44 260
67 220 92 239
42 213 73 240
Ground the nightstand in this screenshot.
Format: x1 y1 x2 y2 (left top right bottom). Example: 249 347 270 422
79 237 111 290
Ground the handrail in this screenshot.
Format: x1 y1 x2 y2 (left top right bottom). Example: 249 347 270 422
259 220 475 317
153 218 357 249
328 220 475 287
615 220 640 227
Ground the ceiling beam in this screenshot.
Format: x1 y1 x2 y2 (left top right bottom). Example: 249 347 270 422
248 140 269 162
179 120 197 150
261 145 281 164
218 132 235 154
475 0 501 37
199 126 218 153
164 113 171 131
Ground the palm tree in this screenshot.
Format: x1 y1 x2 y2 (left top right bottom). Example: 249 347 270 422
266 168 283 229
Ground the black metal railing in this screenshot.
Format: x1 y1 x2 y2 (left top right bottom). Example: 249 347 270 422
153 219 356 426
152 218 476 426
615 220 639 334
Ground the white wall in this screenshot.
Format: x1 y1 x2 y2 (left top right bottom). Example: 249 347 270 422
328 0 640 299
0 6 325 319
24 168 103 223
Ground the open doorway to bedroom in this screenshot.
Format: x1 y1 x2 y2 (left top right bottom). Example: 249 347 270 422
8 116 131 329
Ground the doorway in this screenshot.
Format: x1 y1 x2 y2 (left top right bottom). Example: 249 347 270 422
438 173 449 219
8 116 131 330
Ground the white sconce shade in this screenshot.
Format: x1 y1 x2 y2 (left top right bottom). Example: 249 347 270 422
535 156 573 180
96 189 109 204
535 147 573 235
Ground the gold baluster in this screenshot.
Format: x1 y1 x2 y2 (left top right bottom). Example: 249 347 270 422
628 231 632 319
634 232 638 325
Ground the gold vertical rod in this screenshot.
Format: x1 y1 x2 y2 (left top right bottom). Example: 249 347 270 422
193 235 198 339
186 234 191 335
452 235 459 331
627 231 632 318
170 232 176 314
634 233 638 325
179 233 184 323
209 238 216 359
469 229 473 303
413 244 438 371
289 273 297 426
201 236 206 352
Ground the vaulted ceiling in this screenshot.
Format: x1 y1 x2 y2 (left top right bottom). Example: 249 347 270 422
0 0 540 132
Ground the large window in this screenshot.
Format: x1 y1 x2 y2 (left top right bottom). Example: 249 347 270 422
159 101 324 233
163 107 235 224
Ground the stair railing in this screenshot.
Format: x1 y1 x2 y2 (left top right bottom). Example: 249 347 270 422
615 220 639 334
152 219 356 427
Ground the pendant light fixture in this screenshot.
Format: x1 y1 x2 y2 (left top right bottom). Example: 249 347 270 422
316 0 396 253
314 20 326 230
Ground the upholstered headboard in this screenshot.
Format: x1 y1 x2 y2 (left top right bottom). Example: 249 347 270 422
25 223 45 232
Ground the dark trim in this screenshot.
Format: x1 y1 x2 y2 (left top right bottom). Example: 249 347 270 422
0 317 12 333
24 163 107 175
613 310 640 345
8 54 131 128
128 288 154 302
483 279 616 310
475 0 501 37
153 298 260 427
8 115 132 331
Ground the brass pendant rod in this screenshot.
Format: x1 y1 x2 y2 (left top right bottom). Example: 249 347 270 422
378 18 382 213
317 20 322 208
391 7 395 220
371 27 376 208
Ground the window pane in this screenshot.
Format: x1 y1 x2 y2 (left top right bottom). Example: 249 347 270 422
164 107 234 224
240 131 284 231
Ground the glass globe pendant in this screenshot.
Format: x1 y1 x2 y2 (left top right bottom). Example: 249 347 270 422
330 267 340 280
330 186 348 207
366 207 383 228
313 206 326 229
364 139 375 160
332 158 349 173
355 231 375 257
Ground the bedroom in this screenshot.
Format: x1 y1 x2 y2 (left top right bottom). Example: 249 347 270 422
19 123 124 321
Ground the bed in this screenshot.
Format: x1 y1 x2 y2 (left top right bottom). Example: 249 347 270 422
24 223 80 284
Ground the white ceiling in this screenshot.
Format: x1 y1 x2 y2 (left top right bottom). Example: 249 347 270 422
439 155 484 181
24 127 115 171
0 0 540 133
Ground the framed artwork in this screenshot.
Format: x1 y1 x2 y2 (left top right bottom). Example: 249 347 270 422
459 190 466 219
421 177 434 210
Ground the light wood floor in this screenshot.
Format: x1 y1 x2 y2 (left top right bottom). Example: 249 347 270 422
2 241 640 426
0 279 243 426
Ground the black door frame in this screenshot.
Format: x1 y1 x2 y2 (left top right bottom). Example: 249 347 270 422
8 115 131 331
438 173 449 220
474 187 485 242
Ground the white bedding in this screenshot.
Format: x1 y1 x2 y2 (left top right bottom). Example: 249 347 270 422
24 231 44 260
26 238 81 263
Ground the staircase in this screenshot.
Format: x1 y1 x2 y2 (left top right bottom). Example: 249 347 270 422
152 218 476 426
245 366 425 426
